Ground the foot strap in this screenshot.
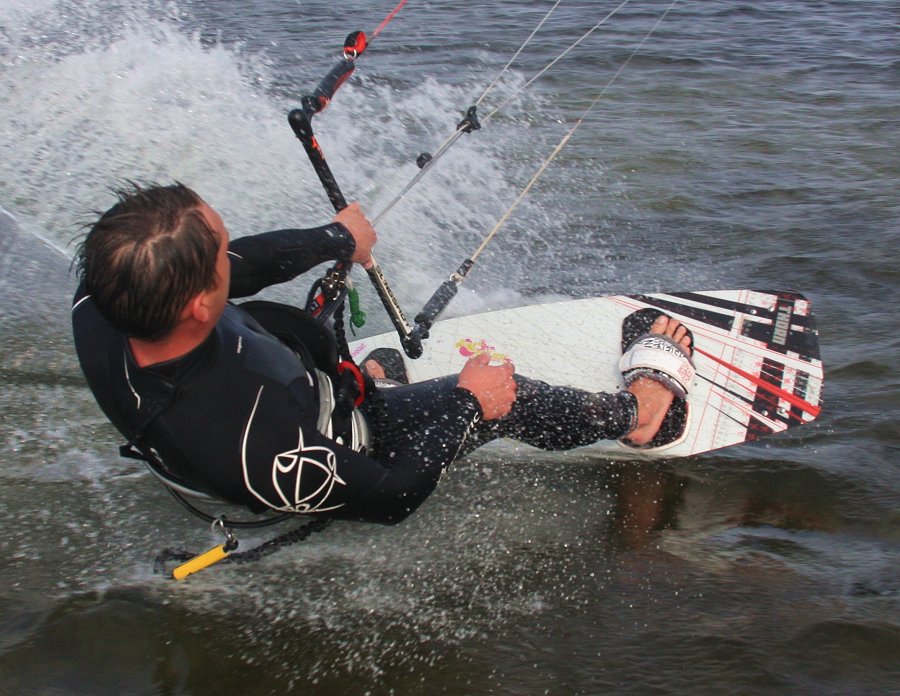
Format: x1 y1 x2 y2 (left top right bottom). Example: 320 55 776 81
619 333 695 399
618 309 695 451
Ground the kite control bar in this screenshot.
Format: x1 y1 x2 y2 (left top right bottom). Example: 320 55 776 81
289 2 481 359
289 29 426 356
289 24 467 359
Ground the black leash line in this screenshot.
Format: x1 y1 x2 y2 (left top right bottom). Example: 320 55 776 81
157 1 414 580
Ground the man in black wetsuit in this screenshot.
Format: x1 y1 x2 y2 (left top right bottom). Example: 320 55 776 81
72 183 692 524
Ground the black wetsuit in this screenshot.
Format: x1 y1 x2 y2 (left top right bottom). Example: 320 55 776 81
72 223 637 523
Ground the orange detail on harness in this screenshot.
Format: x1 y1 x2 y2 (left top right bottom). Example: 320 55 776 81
336 360 366 407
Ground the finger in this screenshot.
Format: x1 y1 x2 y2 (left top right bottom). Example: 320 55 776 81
470 352 491 366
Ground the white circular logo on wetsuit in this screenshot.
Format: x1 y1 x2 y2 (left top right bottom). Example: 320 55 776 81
271 428 347 513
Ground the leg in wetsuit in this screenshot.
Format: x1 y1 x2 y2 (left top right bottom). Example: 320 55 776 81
372 374 637 460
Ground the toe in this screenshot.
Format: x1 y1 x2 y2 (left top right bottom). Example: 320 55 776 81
649 314 668 333
644 314 692 354
664 318 682 340
364 359 386 379
650 314 694 355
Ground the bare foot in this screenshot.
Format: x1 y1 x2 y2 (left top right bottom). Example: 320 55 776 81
363 359 386 379
624 315 692 446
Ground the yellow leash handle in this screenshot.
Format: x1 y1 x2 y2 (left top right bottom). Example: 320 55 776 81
172 543 232 580
172 518 238 580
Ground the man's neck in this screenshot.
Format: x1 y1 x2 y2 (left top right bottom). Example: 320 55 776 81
128 324 214 368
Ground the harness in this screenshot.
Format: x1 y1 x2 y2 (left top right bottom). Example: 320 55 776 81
120 300 373 517
238 300 372 451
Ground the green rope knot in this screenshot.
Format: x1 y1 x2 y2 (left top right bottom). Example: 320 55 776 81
348 286 366 329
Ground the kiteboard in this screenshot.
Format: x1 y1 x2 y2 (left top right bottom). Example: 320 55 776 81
348 289 824 458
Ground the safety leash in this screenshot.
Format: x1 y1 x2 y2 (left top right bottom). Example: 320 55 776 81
155 516 333 580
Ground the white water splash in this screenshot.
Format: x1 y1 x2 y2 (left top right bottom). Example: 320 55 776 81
0 0 566 335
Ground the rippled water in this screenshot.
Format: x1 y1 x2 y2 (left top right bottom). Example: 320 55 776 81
1 1 897 694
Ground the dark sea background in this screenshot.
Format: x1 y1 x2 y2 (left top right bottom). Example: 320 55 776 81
1 1 897 694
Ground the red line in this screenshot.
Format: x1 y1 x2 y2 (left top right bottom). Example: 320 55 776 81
371 0 409 40
694 346 821 419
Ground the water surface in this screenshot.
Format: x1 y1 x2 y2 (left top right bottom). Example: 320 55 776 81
0 1 897 694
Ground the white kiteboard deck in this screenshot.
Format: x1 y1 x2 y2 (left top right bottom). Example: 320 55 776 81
348 290 824 459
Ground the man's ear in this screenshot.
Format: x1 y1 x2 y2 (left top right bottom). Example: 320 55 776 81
185 291 212 324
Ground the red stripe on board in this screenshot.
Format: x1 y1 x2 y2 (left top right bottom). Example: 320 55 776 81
694 346 821 419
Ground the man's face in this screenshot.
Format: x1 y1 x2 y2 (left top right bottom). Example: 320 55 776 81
198 202 231 323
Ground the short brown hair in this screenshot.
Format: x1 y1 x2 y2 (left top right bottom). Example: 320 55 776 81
76 182 220 340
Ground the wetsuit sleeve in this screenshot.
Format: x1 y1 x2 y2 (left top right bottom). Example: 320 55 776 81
227 223 356 298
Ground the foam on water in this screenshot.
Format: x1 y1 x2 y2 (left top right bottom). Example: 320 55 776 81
0 0 575 336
